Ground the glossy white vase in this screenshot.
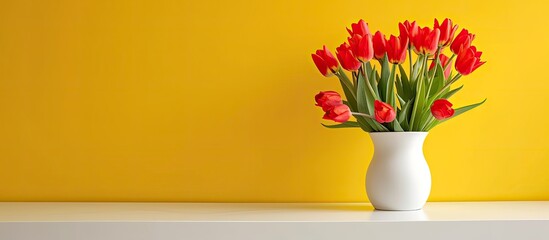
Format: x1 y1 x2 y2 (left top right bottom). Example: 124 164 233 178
366 132 431 211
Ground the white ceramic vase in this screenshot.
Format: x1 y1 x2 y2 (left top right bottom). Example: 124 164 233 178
366 132 431 211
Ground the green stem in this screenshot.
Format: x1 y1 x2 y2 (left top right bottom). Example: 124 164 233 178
351 112 375 120
418 73 463 129
335 69 356 100
425 47 442 99
362 62 379 100
443 54 456 77
422 117 436 131
353 71 358 88
386 64 397 107
352 113 389 132
354 64 385 132
408 47 413 81
409 55 428 131
432 74 462 101
425 117 440 131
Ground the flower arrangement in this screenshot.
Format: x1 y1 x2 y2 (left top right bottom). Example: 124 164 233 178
312 19 485 132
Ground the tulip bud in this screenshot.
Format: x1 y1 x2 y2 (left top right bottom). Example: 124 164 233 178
455 46 485 75
434 18 458 48
336 42 361 71
386 35 408 64
450 29 475 55
373 31 387 60
431 99 455 120
347 19 371 37
315 91 343 111
311 46 339 77
323 103 351 123
374 100 396 123
348 34 374 62
429 54 453 79
398 20 418 46
412 27 440 55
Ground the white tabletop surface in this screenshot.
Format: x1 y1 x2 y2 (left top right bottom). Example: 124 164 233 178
1 202 548 240
0 201 548 222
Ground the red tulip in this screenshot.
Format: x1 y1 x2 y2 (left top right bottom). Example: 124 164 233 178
373 31 387 60
323 103 351 123
348 34 374 62
455 46 485 75
398 20 418 46
412 27 440 55
386 35 408 64
374 100 396 123
431 99 455 120
336 42 361 71
315 91 342 111
429 54 453 79
347 19 371 37
311 46 339 77
434 18 458 48
450 29 475 55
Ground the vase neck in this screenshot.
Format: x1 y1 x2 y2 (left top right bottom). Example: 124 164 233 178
369 132 428 155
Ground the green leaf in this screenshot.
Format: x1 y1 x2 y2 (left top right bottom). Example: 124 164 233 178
425 99 487 131
336 69 374 132
357 71 384 132
452 99 487 119
391 119 404 132
322 122 361 128
400 121 410 131
395 75 404 100
428 62 445 98
361 62 380 102
356 116 374 132
411 55 424 84
420 65 459 128
399 97 414 131
397 94 405 109
339 79 357 111
369 66 380 97
441 85 464 99
398 64 414 101
336 69 357 111
351 72 358 90
398 64 409 82
409 56 428 131
398 98 413 124
417 96 433 131
364 61 373 77
356 72 370 114
378 55 390 100
424 118 438 131
411 79 426 130
420 115 434 131
429 74 462 104
386 64 397 108
366 67 380 103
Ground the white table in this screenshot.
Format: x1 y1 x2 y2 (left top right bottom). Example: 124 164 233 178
1 202 548 240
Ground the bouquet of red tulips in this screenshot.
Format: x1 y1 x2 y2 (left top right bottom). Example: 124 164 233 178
312 19 485 131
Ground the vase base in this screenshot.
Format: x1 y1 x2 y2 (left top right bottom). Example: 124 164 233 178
373 207 423 211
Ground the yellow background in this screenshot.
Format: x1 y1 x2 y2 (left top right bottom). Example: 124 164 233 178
0 0 548 202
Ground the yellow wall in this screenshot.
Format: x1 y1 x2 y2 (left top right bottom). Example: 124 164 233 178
0 0 548 202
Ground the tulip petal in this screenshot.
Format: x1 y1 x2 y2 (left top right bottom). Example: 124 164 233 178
312 54 329 76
